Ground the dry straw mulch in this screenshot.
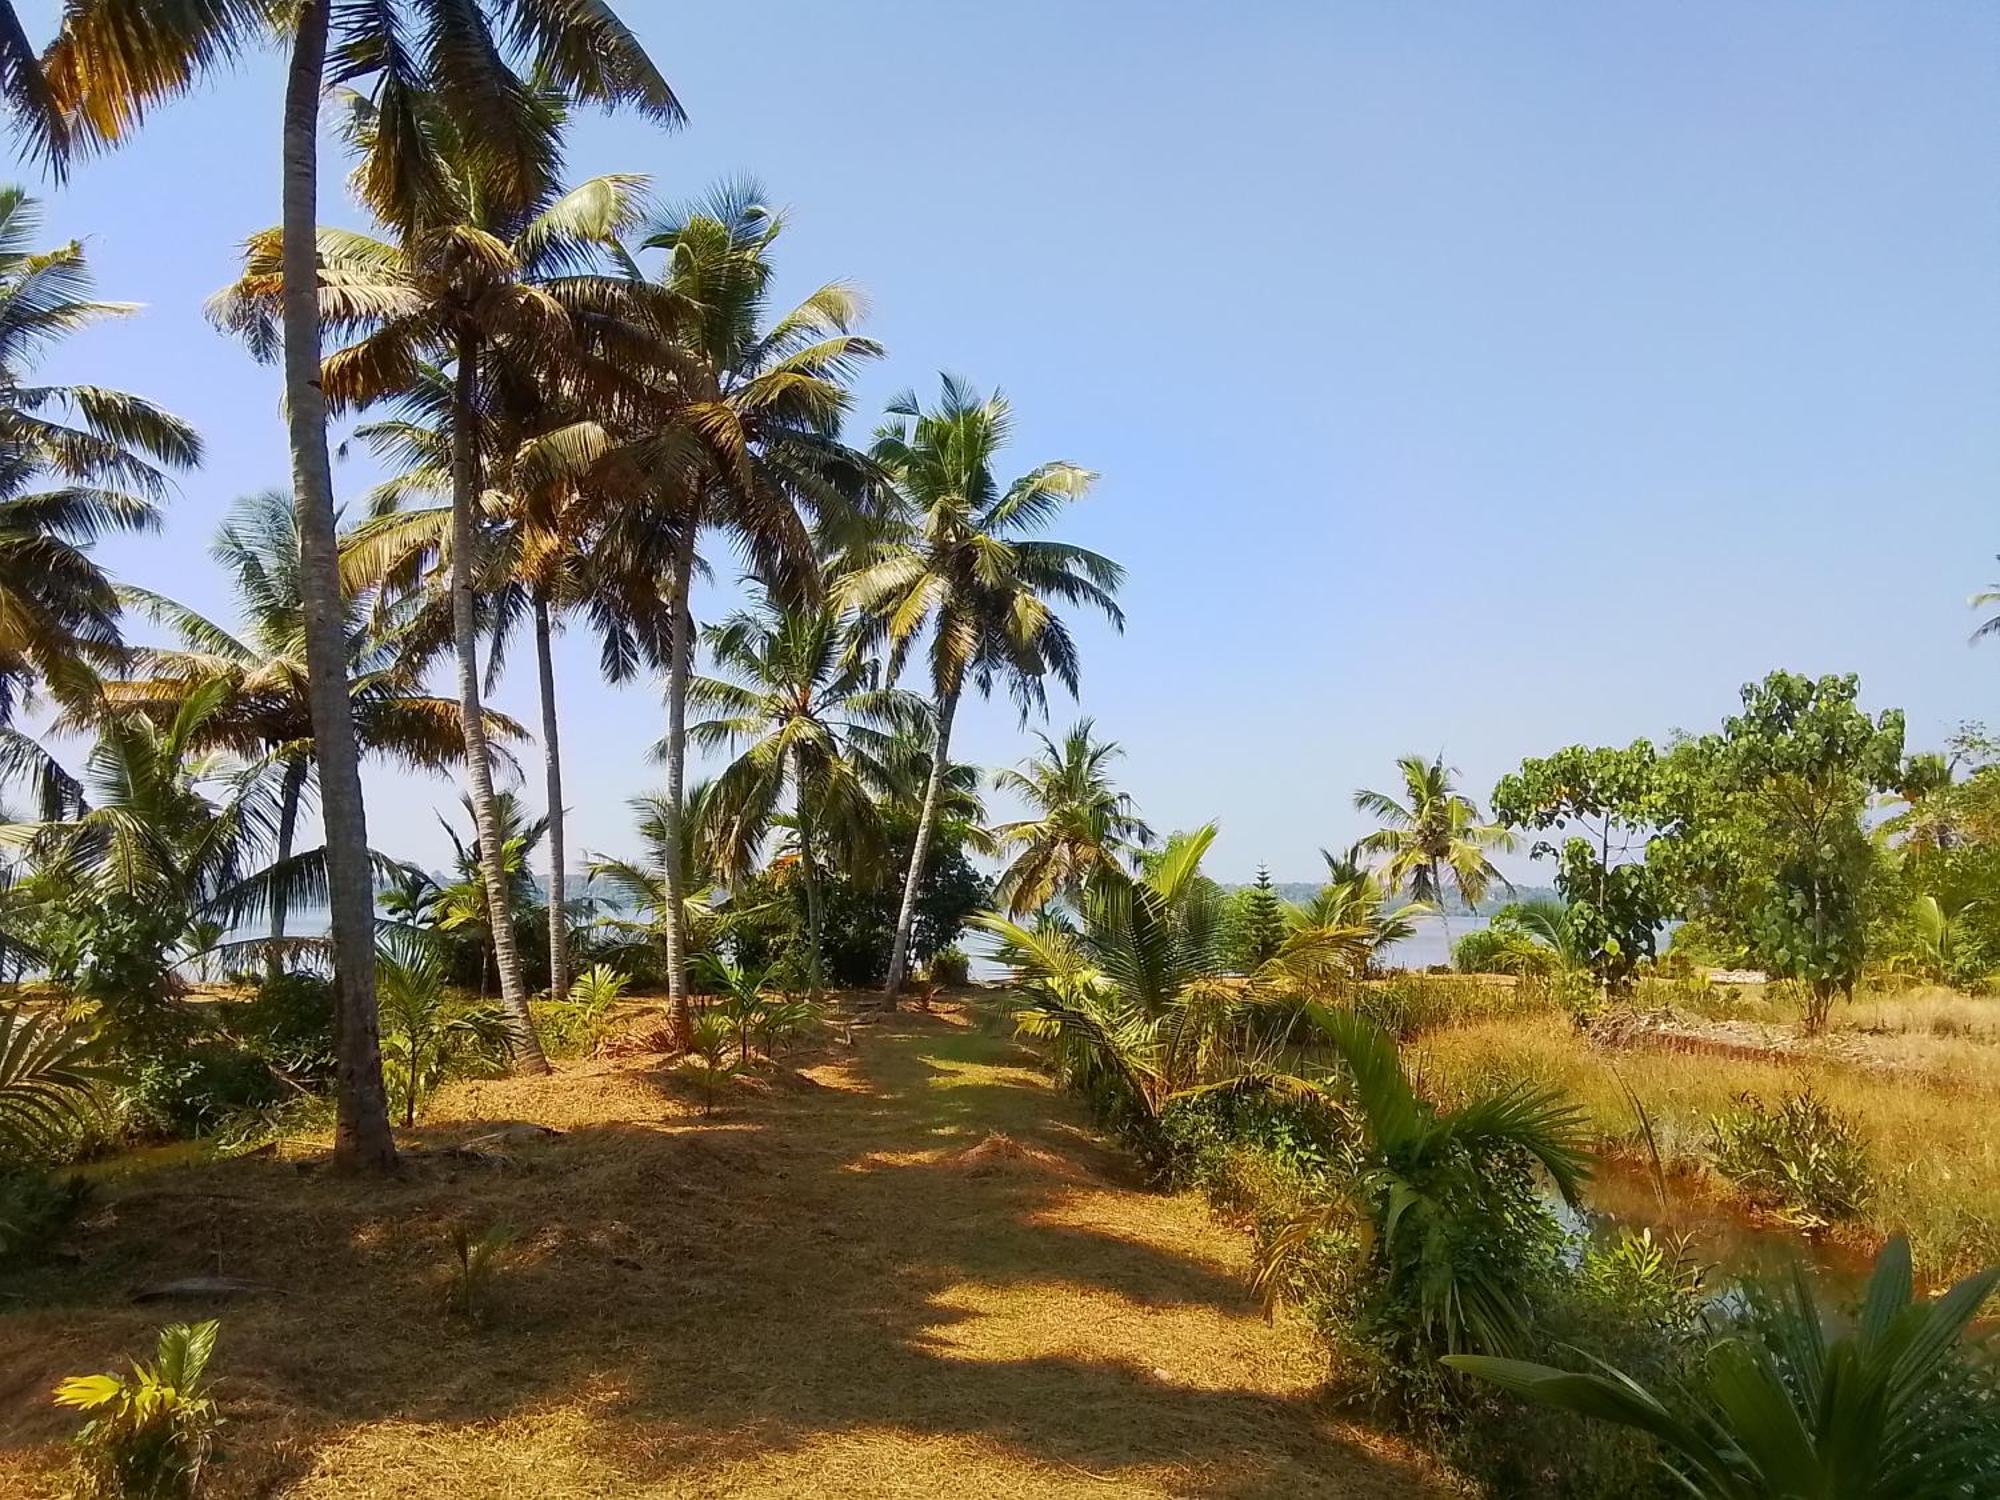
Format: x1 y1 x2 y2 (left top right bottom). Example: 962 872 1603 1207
0 1005 1450 1498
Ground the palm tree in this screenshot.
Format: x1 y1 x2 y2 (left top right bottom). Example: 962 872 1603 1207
1354 754 1515 934
337 234 667 1011
1305 842 1427 975
588 782 728 984
0 188 198 727
990 719 1152 916
0 2 76 170
686 589 920 988
0 684 310 1018
101 490 517 976
1447 1236 2000 1498
979 825 1367 1161
49 0 675 1163
844 377 1125 1002
592 184 881 1044
211 97 672 1072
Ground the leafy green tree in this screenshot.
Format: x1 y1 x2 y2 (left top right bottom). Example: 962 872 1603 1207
1652 672 1904 1031
990 719 1152 916
1223 866 1290 973
844 377 1125 1001
1447 1236 2000 1499
1492 742 1664 993
1355 754 1514 932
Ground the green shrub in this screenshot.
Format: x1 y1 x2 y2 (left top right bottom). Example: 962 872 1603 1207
227 973 335 1080
0 1169 89 1260
1708 1088 1872 1230
55 1320 223 1499
120 1043 282 1139
926 946 971 986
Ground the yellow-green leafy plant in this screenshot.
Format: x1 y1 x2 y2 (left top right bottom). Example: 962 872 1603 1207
677 1010 741 1114
445 1223 518 1326
1707 1089 1872 1231
377 936 514 1127
570 965 630 1016
54 1320 221 1499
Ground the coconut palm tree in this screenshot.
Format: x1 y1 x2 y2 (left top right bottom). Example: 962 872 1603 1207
843 377 1125 1002
588 781 728 984
980 825 1368 1161
1447 1236 2000 1497
1250 1008 1590 1358
49 0 675 1163
0 1 77 170
587 184 881 1044
990 719 1152 916
0 187 198 727
337 257 670 1010
210 95 671 1072
1354 753 1515 934
685 589 922 988
1305 842 1427 975
0 683 320 1020
99 489 520 976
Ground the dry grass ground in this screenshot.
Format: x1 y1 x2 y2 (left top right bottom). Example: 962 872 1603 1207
0 1004 1450 1498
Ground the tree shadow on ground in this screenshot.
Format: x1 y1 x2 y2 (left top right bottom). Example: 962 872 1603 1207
0 1008 1446 1498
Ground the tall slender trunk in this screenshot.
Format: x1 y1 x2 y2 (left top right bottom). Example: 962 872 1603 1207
267 755 308 983
449 326 547 1073
792 744 823 992
884 686 958 1004
281 1 395 1170
657 527 696 1047
534 595 569 1006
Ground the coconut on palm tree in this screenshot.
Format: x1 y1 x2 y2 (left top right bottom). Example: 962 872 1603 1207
1353 753 1515 933
843 377 1125 1002
990 719 1151 916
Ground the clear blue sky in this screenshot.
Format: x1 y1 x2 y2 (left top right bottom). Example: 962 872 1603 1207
14 1 2000 881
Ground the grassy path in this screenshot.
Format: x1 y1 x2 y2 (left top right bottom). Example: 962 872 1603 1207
0 1005 1448 1497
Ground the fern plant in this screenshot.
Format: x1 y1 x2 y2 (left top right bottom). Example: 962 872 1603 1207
54 1320 222 1500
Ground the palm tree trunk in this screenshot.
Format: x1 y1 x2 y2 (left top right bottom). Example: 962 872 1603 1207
533 595 569 1006
792 745 824 991
448 326 547 1073
657 527 696 1048
884 686 958 1005
267 755 308 983
280 0 395 1172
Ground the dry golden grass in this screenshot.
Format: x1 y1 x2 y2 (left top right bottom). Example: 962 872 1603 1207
1413 1011 2000 1280
0 1006 1450 1498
